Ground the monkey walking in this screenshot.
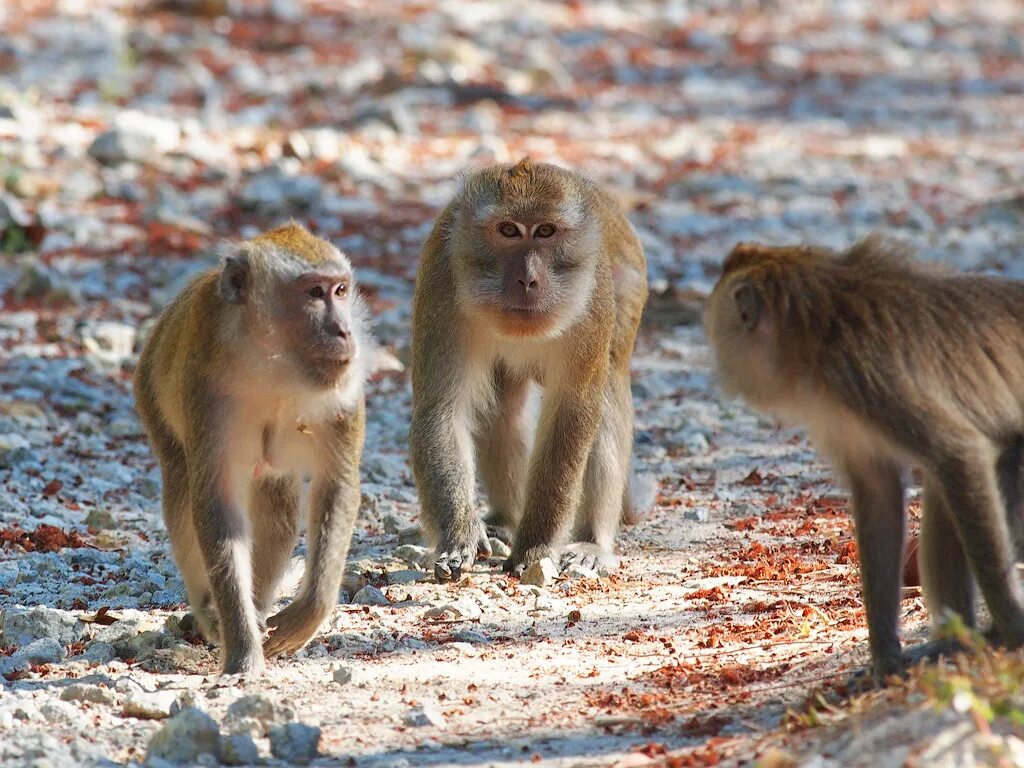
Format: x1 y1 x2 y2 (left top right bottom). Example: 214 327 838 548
705 235 1024 682
410 159 648 583
135 223 369 675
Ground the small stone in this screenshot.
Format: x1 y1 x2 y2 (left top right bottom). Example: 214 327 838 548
683 508 711 523
219 733 260 766
123 689 180 720
520 558 559 587
402 702 446 728
268 722 321 765
397 527 423 545
393 544 430 568
422 598 482 621
39 700 80 724
0 433 32 465
60 684 117 706
84 508 116 529
79 320 137 365
331 665 353 685
81 642 117 665
352 585 390 606
388 569 427 585
451 629 490 644
488 538 512 558
88 129 156 165
224 694 295 737
144 707 221 765
13 638 66 665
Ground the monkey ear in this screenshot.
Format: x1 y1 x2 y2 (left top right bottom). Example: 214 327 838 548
218 254 250 305
733 283 763 331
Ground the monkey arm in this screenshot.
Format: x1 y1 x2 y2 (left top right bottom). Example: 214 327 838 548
265 409 364 657
505 382 604 573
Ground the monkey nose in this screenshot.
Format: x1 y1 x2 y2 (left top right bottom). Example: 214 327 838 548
518 278 538 291
334 323 350 339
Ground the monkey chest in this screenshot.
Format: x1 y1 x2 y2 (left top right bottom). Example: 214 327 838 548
250 418 319 482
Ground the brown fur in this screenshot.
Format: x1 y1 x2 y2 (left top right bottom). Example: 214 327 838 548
411 161 648 581
134 224 367 676
705 235 1024 681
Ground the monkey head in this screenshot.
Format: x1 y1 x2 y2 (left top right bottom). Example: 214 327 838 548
705 242 832 410
450 158 602 338
218 222 367 388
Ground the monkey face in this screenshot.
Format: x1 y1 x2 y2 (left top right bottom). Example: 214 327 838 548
275 268 359 387
456 213 597 338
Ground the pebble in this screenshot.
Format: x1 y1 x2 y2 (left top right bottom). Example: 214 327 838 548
1 605 88 647
393 544 431 569
13 637 66 664
224 693 295 737
60 683 117 706
352 585 391 606
520 558 559 588
219 733 260 766
144 707 221 765
332 665 354 685
268 722 321 765
123 689 180 720
402 702 446 728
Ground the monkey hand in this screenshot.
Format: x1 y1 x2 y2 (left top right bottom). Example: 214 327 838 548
434 520 491 583
502 544 555 576
263 596 333 657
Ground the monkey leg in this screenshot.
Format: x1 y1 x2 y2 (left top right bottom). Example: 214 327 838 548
934 449 1024 649
845 457 906 682
413 399 491 584
250 475 301 621
919 476 976 632
562 376 632 573
505 384 603 575
153 430 219 644
189 455 265 675
995 437 1024 560
475 367 530 546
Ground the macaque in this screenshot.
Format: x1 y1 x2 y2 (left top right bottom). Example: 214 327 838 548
134 222 369 675
705 235 1024 681
410 158 648 582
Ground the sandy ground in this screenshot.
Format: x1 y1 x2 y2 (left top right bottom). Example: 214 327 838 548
2 1 1024 765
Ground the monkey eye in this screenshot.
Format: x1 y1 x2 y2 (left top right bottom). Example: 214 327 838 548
498 222 521 238
308 286 326 299
334 283 348 298
534 223 556 238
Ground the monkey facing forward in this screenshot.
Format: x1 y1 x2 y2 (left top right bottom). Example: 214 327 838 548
135 222 368 675
705 236 1024 681
410 159 648 582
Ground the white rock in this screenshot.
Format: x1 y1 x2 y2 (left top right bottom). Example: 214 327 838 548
60 684 117 706
352 585 390 606
402 702 446 728
123 689 179 720
394 544 430 568
145 707 221 765
268 722 320 765
331 665 353 685
224 694 295 737
14 638 66 664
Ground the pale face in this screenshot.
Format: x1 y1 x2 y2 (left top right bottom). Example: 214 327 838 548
277 266 357 387
457 210 596 339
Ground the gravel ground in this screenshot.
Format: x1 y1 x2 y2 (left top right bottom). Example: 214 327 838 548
2 1 1024 766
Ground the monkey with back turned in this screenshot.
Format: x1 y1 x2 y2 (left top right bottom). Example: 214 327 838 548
410 159 648 582
135 222 370 675
705 235 1024 682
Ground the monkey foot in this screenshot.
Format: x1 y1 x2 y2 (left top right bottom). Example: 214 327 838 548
434 531 491 583
559 543 619 575
221 650 266 677
845 638 964 692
